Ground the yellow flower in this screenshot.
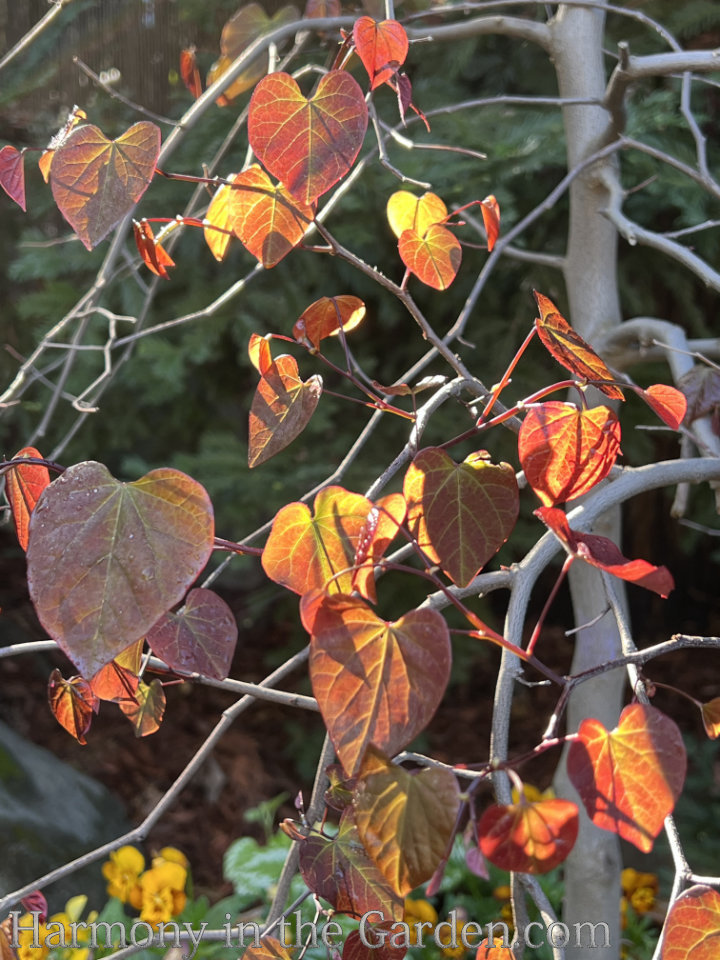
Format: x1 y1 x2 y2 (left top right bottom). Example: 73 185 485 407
152 847 189 870
630 886 656 915
492 885 512 901
436 924 466 959
511 783 555 804
403 898 438 945
138 860 188 927
16 913 49 960
102 845 145 903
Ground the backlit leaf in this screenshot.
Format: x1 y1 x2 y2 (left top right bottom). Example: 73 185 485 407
398 224 461 290
5 446 51 551
27 462 214 678
248 332 273 375
249 71 368 205
51 121 161 249
243 936 293 960
661 885 720 960
352 492 407 603
203 176 238 261
535 506 674 597
293 295 366 348
180 47 202 99
226 165 315 268
478 794 579 874
299 807 403 920
387 190 447 240
518 402 621 506
146 587 238 679
37 106 88 183
207 5 299 104
353 746 460 896
353 17 409 90
480 194 500 252
304 594 451 776
262 485 375 595
403 448 518 587
640 384 687 430
248 352 323 467
533 291 624 400
701 698 720 740
0 145 26 211
133 219 175 278
119 678 166 737
567 703 686 852
47 669 99 745
90 639 142 702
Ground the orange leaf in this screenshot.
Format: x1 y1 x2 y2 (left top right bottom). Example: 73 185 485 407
480 194 500 252
353 17 409 90
37 106 87 183
248 353 322 467
5 446 51 551
0 145 26 211
535 506 674 597
133 220 175 278
262 486 375 595
352 492 407 603
518 402 621 506
248 71 368 205
567 703 686 852
398 224 461 290
293 295 366 348
478 794 578 874
701 698 720 740
248 332 273 375
119 678 166 737
90 639 142 702
386 190 447 240
403 448 518 587
47 668 99 745
640 383 687 430
533 291 624 400
226 164 315 268
303 595 451 776
661 885 720 960
180 47 202 99
51 121 161 249
343 927 407 960
203 175 238 261
242 936 294 960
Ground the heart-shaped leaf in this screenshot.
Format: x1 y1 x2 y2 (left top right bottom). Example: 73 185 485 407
50 121 161 249
146 587 238 679
293 295 366 348
478 794 579 874
27 462 214 678
303 594 451 776
249 71 368 205
0 144 26 211
353 746 460 896
90 639 142 702
386 190 447 240
249 351 323 467
225 164 315 268
119 678 166 737
262 485 375 596
299 807 403 920
535 506 674 597
5 446 51 551
518 402 621 506
398 223 461 290
534 291 624 400
567 703 686 852
47 669 99 745
661 885 720 960
403 448 518 587
353 17 409 90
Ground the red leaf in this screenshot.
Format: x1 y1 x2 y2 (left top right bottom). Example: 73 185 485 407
343 928 406 960
293 295 366 348
567 703 686 852
180 47 203 99
5 446 51 551
51 122 161 249
535 506 674 597
478 795 579 874
249 71 368 205
480 194 500 252
47 668 99 745
352 492 407 603
661 885 720 960
398 223 461 290
20 892 48 925
639 383 687 430
533 291 624 400
0 145 26 211
352 17 409 90
146 587 238 679
518 402 621 506
133 219 175 278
